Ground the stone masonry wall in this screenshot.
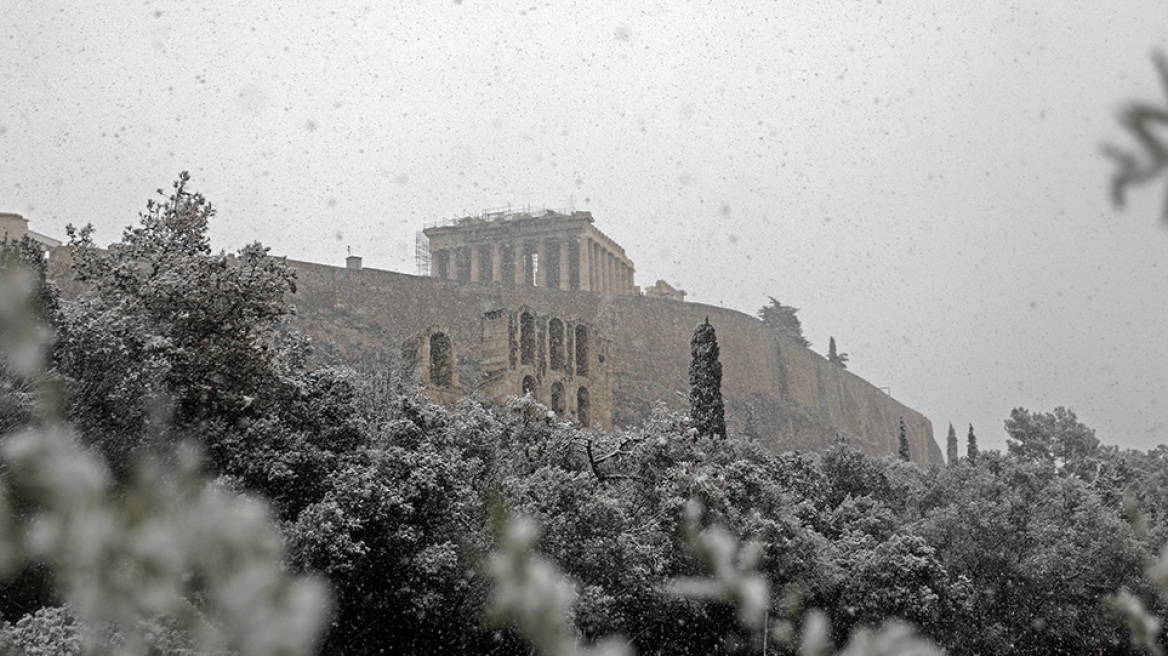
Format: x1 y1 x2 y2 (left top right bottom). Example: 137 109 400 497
287 259 943 465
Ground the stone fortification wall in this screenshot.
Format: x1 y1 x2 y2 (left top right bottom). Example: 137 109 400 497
594 293 941 465
1 213 29 240
287 259 943 465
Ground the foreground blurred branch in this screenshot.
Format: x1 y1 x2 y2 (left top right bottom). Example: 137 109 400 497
486 502 631 656
1104 51 1168 223
1111 544 1168 656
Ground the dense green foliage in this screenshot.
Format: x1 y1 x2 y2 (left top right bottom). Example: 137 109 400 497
3 176 1168 654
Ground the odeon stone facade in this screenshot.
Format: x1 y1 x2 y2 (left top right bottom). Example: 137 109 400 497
479 307 614 429
286 259 944 465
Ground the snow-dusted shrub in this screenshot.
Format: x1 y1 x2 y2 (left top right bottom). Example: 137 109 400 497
0 606 83 656
488 499 943 656
0 245 329 655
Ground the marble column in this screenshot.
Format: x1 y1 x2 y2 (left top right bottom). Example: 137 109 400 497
591 244 600 291
536 240 548 287
606 251 614 293
469 246 480 282
589 243 597 291
599 245 606 292
559 240 570 290
574 239 584 291
513 242 525 286
578 238 591 291
491 243 502 282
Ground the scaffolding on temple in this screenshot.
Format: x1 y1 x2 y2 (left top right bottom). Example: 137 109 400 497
415 231 431 276
423 205 578 231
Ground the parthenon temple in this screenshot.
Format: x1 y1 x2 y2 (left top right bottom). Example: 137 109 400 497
422 208 636 295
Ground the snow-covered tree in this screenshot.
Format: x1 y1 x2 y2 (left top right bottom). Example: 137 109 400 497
0 257 329 656
689 318 726 439
1005 406 1099 468
946 423 959 464
59 174 363 521
967 424 979 463
898 417 910 461
64 171 297 432
757 297 811 348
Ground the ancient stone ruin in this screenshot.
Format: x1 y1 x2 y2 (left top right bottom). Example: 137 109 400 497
423 208 636 294
286 208 944 464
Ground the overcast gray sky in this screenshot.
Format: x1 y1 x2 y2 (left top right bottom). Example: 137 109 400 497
4 0 1168 453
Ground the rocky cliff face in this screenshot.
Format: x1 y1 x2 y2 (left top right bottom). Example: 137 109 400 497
286 259 943 465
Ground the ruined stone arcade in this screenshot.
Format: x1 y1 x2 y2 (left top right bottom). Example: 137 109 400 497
406 308 614 430
481 307 612 429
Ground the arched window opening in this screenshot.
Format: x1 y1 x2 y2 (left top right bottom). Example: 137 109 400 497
429 332 453 387
549 318 565 371
575 325 589 376
576 386 590 427
520 312 535 366
550 381 565 415
522 375 537 398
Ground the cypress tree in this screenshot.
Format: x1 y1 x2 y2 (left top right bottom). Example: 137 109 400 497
967 423 979 463
827 336 849 369
689 318 727 439
898 416 910 461
946 422 959 464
